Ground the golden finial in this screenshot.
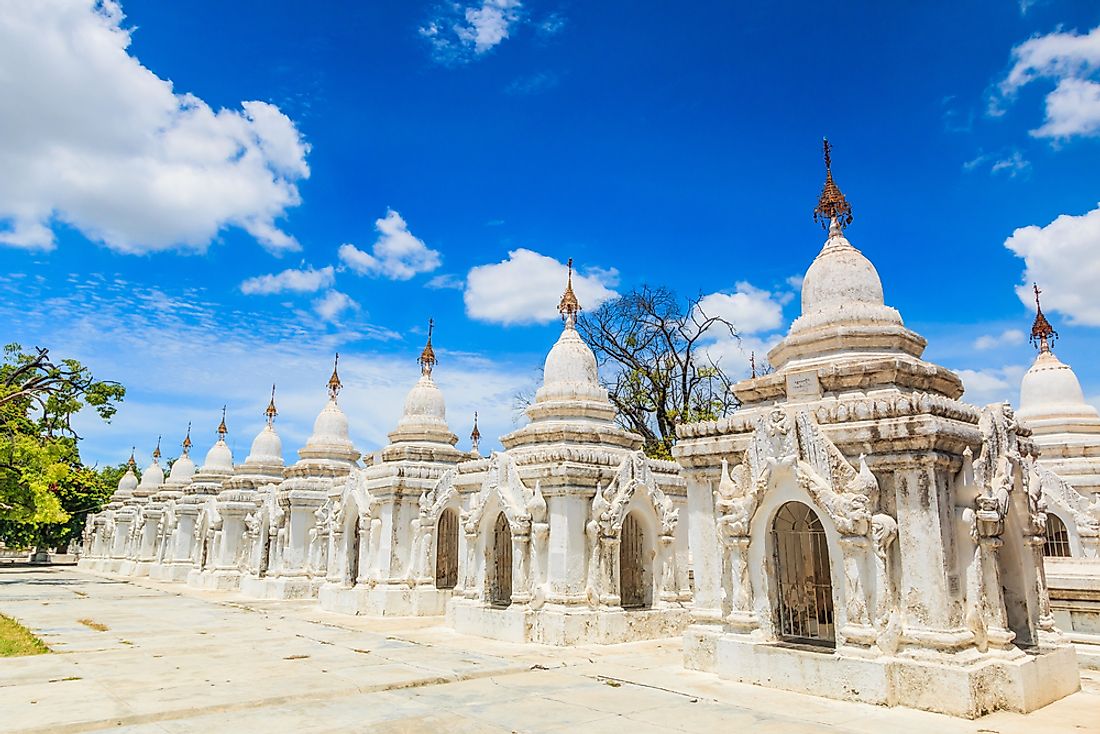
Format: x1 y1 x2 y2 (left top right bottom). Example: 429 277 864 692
265 384 278 426
750 351 757 379
813 138 853 232
470 411 481 453
127 447 137 469
1030 283 1058 353
328 353 342 400
217 406 228 441
558 257 581 326
418 319 437 376
152 436 161 461
182 422 192 455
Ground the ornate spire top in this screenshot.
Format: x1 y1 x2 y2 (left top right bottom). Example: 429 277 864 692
418 319 437 376
813 138 853 232
558 257 581 326
182 423 192 455
152 436 161 461
328 353 342 400
265 384 278 426
1030 283 1058 353
217 406 228 441
750 351 757 379
127 447 137 469
470 411 481 453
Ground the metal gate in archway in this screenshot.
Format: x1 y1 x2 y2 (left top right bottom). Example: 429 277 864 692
771 501 835 645
619 513 647 609
435 508 459 589
489 512 512 607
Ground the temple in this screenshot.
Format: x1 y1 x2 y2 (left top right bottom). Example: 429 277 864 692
674 140 1078 716
77 140 1091 718
1015 287 1100 666
448 261 691 644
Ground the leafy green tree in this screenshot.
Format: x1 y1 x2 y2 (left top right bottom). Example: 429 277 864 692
0 344 125 550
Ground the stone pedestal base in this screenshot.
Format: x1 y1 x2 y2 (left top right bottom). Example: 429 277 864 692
77 558 113 573
684 626 1080 718
96 559 127 574
318 583 453 617
123 560 158 578
148 562 193 583
449 598 692 645
238 575 318 600
186 569 242 591
1047 557 1100 670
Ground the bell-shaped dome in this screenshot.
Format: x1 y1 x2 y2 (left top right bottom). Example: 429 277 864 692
117 467 139 493
201 439 234 473
138 459 164 490
385 326 461 454
296 397 360 465
308 400 350 447
543 325 600 389
167 454 196 484
1019 351 1099 421
398 375 447 427
501 261 640 452
791 222 904 333
246 424 283 466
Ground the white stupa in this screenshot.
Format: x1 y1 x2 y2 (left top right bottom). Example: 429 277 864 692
105 450 140 510
1018 286 1100 495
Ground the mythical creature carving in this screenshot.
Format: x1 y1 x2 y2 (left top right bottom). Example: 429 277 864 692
464 452 532 535
592 452 678 538
715 409 876 537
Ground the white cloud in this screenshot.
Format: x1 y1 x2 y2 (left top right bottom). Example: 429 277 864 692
956 365 1029 407
339 210 441 280
1004 203 1100 325
700 333 784 381
692 281 790 380
995 25 1100 140
973 329 1026 351
313 290 359 322
420 1 524 63
696 282 785 335
426 273 465 290
505 72 559 95
0 272 528 465
1034 77 1100 138
0 1 309 253
241 266 334 295
964 149 1032 178
464 248 619 325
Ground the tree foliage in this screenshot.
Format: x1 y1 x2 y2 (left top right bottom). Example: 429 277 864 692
0 344 124 548
577 286 740 459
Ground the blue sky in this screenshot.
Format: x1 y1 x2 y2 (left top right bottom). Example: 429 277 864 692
2 0 1099 468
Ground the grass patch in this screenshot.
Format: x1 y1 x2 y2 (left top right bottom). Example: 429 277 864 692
77 618 108 632
0 614 50 657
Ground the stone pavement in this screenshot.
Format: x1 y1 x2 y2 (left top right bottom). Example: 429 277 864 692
0 567 1097 734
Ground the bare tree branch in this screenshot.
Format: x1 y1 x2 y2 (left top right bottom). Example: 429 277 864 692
577 286 740 459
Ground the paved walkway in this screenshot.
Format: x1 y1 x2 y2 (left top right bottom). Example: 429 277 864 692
0 567 1097 733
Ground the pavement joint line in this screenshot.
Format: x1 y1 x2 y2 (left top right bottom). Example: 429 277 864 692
7 658 540 734
583 673 718 703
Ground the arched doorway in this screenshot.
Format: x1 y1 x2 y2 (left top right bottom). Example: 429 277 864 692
489 512 512 607
436 508 459 590
1044 514 1072 557
619 512 649 609
258 519 271 577
772 501 835 646
346 516 360 585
